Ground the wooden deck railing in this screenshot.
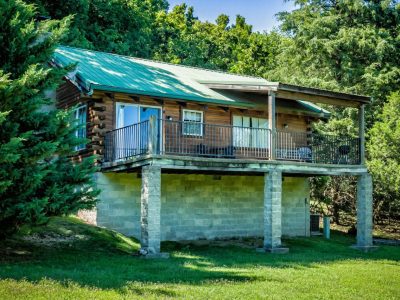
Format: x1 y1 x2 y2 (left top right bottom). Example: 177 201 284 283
103 117 361 165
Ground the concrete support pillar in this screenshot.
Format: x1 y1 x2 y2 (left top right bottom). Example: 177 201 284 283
355 173 375 251
260 170 288 253
140 165 168 258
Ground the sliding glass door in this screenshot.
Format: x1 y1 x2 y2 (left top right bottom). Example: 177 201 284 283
115 103 161 158
232 115 269 148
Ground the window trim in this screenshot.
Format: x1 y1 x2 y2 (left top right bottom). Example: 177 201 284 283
115 102 162 128
182 109 204 136
74 104 87 151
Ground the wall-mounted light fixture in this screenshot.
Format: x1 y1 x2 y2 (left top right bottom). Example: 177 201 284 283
167 116 173 121
283 123 289 129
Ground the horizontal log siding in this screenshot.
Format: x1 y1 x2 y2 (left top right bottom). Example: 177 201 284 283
56 80 81 109
56 82 93 161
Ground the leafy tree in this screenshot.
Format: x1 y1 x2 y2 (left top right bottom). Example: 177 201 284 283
368 91 400 221
230 31 283 77
152 4 203 66
310 176 356 225
0 0 98 234
28 0 169 57
153 4 283 74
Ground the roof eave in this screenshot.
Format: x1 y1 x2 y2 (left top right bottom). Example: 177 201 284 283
277 83 371 104
203 82 279 92
204 81 371 106
90 84 256 109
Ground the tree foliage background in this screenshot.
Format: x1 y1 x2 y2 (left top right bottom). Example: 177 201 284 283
2 0 400 230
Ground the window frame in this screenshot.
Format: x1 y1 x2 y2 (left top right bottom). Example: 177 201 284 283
73 104 87 151
182 109 204 136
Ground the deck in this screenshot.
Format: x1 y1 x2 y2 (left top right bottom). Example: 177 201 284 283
102 118 364 175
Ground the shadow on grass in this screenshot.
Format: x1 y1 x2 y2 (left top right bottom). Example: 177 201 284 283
0 219 399 296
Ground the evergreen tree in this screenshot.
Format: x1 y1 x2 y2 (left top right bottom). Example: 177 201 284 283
273 0 400 223
272 0 400 122
0 0 98 234
368 91 400 220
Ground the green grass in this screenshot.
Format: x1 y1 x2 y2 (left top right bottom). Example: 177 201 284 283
0 217 399 299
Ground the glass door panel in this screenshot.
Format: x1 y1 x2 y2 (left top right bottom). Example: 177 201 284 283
115 103 139 158
140 106 161 154
116 104 138 128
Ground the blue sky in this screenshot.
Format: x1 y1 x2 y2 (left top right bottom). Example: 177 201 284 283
168 0 295 32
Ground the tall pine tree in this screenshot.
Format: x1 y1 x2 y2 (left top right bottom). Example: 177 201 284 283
0 0 98 234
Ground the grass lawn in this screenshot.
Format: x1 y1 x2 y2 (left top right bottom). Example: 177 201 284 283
0 217 399 299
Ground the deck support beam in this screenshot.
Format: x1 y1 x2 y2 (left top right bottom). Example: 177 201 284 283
140 165 168 258
358 104 366 165
260 170 288 253
353 173 376 252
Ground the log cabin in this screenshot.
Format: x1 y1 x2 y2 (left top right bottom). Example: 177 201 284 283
52 46 374 257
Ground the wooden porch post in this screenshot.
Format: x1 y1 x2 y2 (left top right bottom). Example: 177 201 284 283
148 115 158 155
268 90 276 160
359 104 365 165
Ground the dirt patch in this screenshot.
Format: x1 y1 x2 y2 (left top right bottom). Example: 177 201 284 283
21 232 89 247
77 209 97 225
176 237 264 249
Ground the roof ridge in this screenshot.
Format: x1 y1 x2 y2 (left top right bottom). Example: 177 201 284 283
57 45 268 82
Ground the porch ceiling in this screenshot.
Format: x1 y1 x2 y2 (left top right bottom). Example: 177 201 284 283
204 83 371 108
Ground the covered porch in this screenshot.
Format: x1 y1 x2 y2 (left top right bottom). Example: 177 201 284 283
102 85 368 167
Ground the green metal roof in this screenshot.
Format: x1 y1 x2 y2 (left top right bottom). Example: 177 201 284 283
53 46 330 116
297 100 331 118
53 46 275 108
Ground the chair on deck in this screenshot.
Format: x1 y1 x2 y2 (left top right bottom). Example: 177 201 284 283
195 144 236 159
298 147 312 162
337 145 350 164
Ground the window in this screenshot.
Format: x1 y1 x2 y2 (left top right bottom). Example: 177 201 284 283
233 115 269 148
74 105 87 151
182 109 203 136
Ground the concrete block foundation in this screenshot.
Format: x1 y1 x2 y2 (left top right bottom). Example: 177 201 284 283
93 172 311 241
